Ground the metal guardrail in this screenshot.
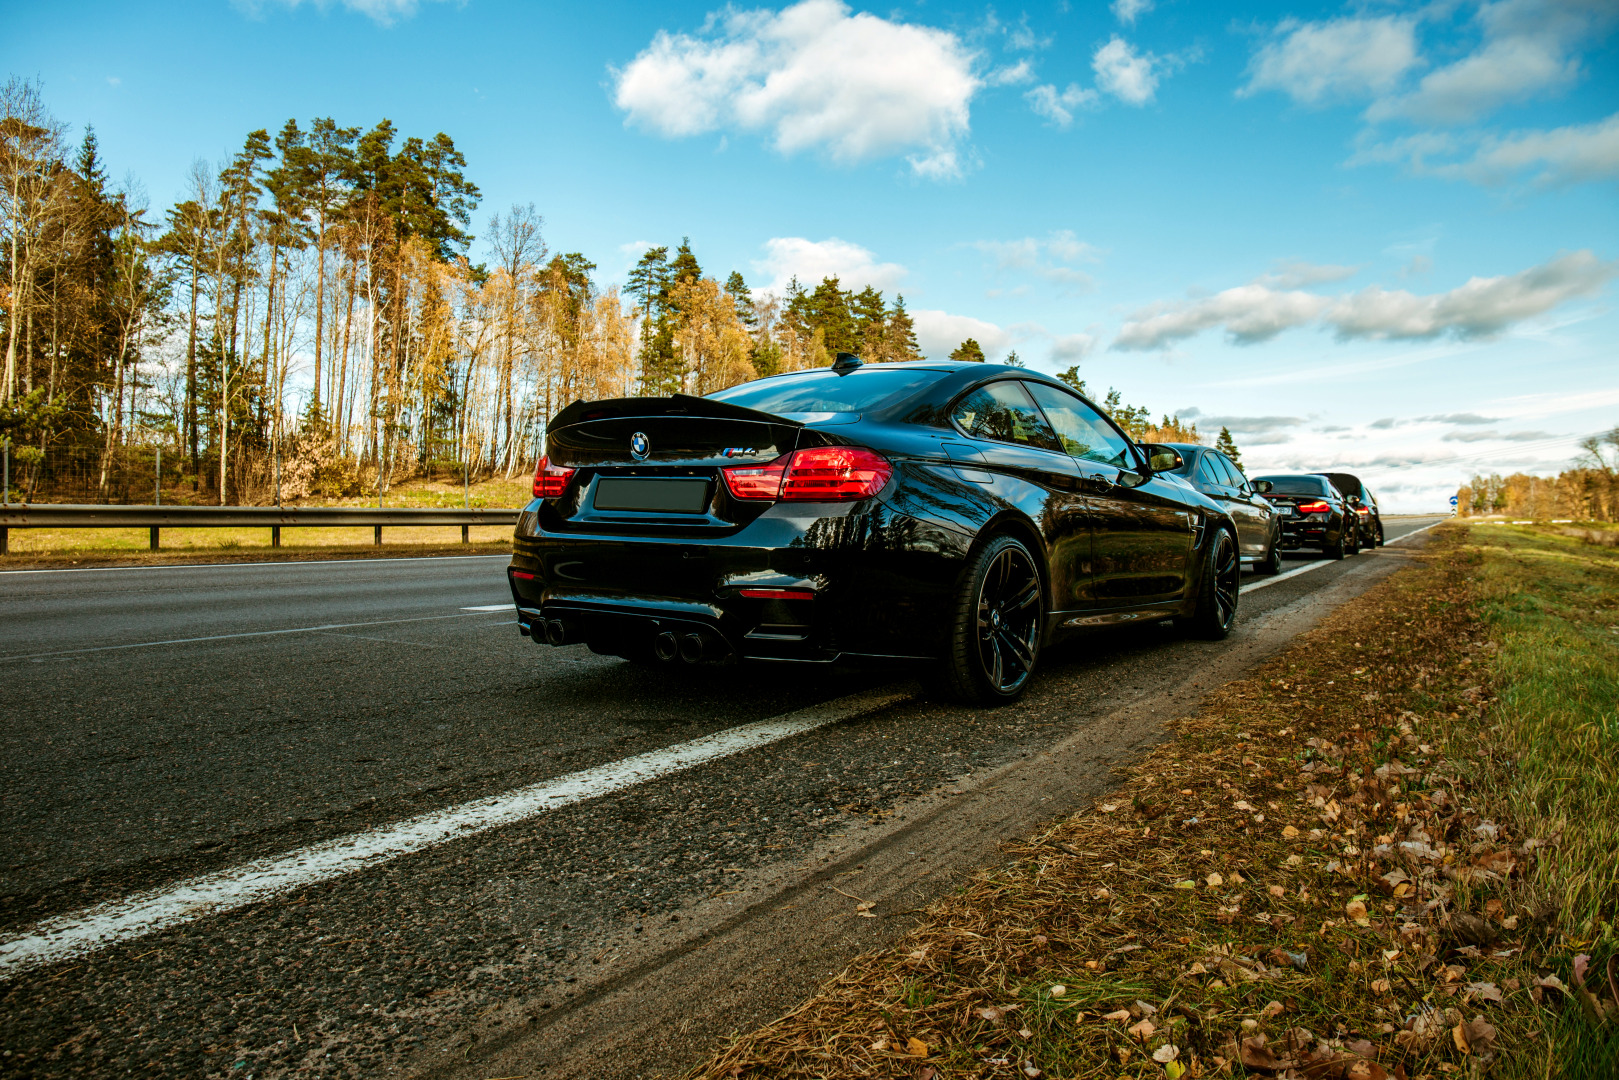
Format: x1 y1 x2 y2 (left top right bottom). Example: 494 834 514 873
0 503 522 555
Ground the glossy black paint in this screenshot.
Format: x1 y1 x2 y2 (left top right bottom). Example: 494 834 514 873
508 362 1238 668
1251 472 1357 554
1160 443 1282 564
1318 471 1384 547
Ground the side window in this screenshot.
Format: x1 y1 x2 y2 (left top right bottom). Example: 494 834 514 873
1198 454 1227 487
1215 454 1245 487
1023 382 1135 468
951 381 1062 452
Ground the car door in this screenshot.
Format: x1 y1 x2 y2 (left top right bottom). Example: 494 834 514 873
1022 381 1196 606
1211 453 1269 557
949 380 1091 613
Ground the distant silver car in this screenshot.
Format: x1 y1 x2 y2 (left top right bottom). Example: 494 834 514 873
1160 443 1282 574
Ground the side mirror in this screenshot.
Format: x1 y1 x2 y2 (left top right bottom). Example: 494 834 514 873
1253 480 1273 494
1141 444 1183 473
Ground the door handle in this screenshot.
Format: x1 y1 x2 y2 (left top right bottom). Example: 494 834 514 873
1083 472 1116 493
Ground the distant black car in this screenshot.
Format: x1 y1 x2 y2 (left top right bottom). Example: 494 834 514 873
1160 443 1283 575
1318 472 1383 547
508 359 1245 704
1250 473 1359 559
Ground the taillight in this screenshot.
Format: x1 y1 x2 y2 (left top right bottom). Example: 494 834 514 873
722 447 891 502
533 456 575 499
781 447 891 500
722 458 789 501
1296 500 1331 514
739 588 815 600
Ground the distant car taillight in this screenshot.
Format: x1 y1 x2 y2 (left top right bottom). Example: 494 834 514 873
1296 500 1331 514
722 447 891 502
532 456 575 499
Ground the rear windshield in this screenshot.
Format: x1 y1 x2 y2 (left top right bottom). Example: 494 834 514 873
709 367 944 415
1255 474 1330 496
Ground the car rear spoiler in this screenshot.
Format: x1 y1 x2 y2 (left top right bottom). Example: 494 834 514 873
550 394 805 431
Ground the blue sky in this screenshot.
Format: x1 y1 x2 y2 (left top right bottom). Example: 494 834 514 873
7 0 1617 510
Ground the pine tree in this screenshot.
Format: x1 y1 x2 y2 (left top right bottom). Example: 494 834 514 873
725 270 755 328
851 285 885 359
806 276 856 356
1216 426 1242 471
669 237 702 288
1056 365 1087 395
949 338 986 363
1004 349 1024 367
885 295 922 361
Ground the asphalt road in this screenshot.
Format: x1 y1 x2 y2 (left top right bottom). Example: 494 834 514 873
0 518 1442 1079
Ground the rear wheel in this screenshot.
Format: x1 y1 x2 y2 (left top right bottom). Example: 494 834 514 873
1257 531 1283 576
935 534 1043 705
1324 522 1347 560
1178 528 1239 640
1347 521 1361 555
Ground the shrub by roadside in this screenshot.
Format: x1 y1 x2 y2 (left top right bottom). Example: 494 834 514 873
692 525 1617 1079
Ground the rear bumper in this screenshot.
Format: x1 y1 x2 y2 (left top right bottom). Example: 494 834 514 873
1277 515 1344 549
507 498 971 663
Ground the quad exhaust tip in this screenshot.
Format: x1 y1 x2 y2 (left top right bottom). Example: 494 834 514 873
653 631 680 662
544 618 571 646
679 632 706 664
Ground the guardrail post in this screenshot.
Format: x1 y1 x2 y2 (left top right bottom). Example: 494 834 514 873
374 525 382 546
1 526 7 556
149 527 159 551
461 524 468 544
272 526 281 548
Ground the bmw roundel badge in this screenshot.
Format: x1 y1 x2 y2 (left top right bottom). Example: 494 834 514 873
630 431 650 461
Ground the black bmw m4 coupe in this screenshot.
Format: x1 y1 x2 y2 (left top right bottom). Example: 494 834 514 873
508 357 1242 704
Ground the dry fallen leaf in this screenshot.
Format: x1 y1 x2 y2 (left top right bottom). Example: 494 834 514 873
905 1036 929 1058
1268 885 1286 898
1372 978 1392 993
1261 1000 1285 1019
1048 984 1067 998
1017 1027 1034 1039
1103 1008 1132 1022
1189 961 1208 975
1128 1019 1157 1040
1282 825 1300 839
1346 899 1369 922
1153 1044 1181 1063
1207 872 1225 888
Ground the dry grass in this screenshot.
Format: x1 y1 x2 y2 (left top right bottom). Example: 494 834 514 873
691 527 1615 1080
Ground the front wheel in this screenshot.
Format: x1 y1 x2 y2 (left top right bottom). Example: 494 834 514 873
1325 524 1347 560
935 534 1044 705
1177 528 1239 640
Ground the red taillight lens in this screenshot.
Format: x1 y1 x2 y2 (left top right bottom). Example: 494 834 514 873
722 447 892 502
739 588 815 600
1296 500 1331 514
722 457 789 501
780 446 892 501
532 456 575 499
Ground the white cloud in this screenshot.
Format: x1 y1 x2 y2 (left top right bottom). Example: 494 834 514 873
1050 334 1097 363
973 231 1100 292
986 60 1035 87
1115 285 1330 350
234 0 446 25
1113 250 1618 350
1092 36 1161 106
911 309 1011 358
610 0 978 177
1186 413 1307 435
1241 16 1420 104
1441 428 1559 442
1111 0 1154 26
1256 259 1361 289
1421 112 1619 186
1024 83 1098 128
1368 0 1614 125
752 236 907 294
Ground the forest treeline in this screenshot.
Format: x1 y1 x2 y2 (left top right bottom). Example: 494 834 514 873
0 76 1197 506
1457 429 1619 521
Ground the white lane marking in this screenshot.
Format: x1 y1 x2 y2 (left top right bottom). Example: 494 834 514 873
460 604 510 612
1240 520 1441 595
0 554 512 577
0 685 913 980
0 611 504 664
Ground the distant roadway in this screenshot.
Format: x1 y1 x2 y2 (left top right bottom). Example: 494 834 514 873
0 517 1442 1080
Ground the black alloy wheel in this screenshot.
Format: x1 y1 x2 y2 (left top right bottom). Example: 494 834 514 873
1325 522 1347 560
1256 537 1282 579
1179 527 1240 640
938 534 1043 704
1347 521 1361 555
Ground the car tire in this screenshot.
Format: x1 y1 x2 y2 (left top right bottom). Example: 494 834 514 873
1375 524 1385 547
1347 523 1361 556
1176 527 1239 640
1325 526 1346 560
1257 537 1283 576
934 533 1043 705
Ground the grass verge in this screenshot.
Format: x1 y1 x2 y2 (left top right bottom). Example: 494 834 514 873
692 525 1618 1079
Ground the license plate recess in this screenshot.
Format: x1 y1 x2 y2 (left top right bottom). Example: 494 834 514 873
592 477 711 513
